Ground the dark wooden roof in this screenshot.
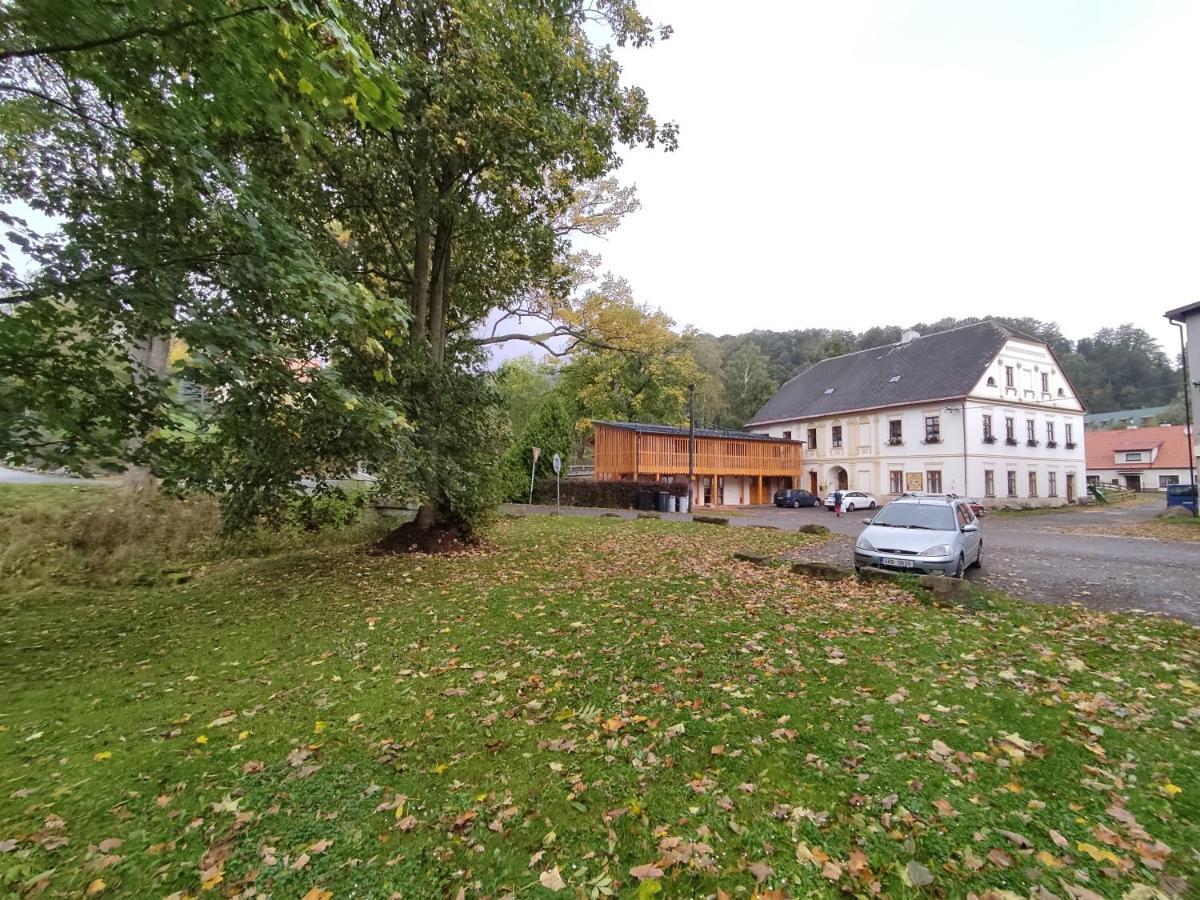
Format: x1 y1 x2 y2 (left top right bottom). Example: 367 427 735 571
592 420 793 444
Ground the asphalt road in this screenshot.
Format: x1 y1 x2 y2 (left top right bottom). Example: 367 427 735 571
505 500 1200 624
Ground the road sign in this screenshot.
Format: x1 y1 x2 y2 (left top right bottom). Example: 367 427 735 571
552 453 562 474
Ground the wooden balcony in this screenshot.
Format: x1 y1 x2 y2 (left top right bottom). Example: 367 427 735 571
593 421 803 480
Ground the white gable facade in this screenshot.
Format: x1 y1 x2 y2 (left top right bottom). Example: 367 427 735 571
747 328 1087 507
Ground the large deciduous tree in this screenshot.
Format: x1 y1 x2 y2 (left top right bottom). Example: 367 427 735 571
1 0 674 535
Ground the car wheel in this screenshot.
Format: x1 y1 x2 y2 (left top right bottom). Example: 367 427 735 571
971 542 983 569
792 500 801 508
953 554 965 579
869 501 876 509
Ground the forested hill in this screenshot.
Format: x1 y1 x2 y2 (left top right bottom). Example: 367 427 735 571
691 317 1181 429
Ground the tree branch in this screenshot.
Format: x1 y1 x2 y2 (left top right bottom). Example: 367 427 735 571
0 4 272 62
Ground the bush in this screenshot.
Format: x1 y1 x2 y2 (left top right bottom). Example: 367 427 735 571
529 478 687 509
285 486 367 531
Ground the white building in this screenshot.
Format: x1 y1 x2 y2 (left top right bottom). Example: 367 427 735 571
746 322 1087 507
1165 301 1200 472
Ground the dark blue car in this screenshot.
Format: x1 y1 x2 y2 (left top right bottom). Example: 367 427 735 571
774 488 821 508
1166 483 1197 511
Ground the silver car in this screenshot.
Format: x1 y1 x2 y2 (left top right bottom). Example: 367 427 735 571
853 494 982 578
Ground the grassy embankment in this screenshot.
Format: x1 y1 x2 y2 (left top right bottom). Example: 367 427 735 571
1 485 1196 898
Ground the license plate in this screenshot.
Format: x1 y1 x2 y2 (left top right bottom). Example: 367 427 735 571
881 557 914 568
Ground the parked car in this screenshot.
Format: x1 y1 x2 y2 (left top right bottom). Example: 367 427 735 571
854 493 982 578
774 488 821 508
824 490 877 511
965 498 985 517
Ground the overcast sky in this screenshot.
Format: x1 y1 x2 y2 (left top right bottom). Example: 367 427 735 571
585 0 1200 354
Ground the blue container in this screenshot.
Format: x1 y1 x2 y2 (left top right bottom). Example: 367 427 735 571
1166 483 1198 511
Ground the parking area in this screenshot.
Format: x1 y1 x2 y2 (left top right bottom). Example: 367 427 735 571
506 500 1200 624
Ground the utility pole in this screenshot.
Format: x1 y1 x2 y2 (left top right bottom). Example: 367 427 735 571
688 383 696 513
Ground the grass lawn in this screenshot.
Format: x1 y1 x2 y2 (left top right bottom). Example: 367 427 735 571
1 488 1197 898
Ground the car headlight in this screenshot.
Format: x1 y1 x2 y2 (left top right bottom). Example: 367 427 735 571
921 544 952 556
856 536 876 552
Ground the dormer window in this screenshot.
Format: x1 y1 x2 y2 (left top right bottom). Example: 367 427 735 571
986 376 997 387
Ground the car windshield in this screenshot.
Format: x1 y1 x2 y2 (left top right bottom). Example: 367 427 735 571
870 503 957 531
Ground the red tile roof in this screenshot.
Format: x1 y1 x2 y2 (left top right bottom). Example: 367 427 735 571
1086 425 1194 470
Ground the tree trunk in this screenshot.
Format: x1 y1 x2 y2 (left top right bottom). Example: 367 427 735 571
123 333 171 491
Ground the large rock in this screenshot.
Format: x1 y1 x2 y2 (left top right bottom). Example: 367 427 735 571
791 561 853 580
733 551 774 565
918 574 975 602
856 566 904 583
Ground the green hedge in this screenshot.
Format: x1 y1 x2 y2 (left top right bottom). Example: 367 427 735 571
530 478 687 509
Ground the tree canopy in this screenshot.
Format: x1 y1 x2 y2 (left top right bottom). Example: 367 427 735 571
1 0 675 533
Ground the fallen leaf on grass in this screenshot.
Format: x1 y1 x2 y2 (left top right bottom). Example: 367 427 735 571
85 879 106 896
300 890 332 900
997 829 1033 850
987 848 1014 868
630 864 664 879
746 861 773 882
243 760 265 774
291 852 311 871
901 860 933 887
539 867 566 892
97 838 122 853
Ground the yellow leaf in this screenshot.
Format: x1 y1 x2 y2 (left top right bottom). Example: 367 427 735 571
238 730 250 740
86 879 106 896
1036 850 1064 868
432 763 448 775
1163 783 1182 796
1003 782 1023 793
201 870 223 891
314 721 327 734
93 751 112 762
301 890 332 900
1077 842 1120 864
195 735 208 745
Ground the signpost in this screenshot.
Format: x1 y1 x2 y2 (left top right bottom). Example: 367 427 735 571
528 446 541 505
552 452 562 514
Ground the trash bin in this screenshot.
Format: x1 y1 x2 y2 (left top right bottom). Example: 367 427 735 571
637 489 656 511
657 491 670 513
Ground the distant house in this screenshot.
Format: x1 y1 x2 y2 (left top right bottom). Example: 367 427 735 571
592 420 803 507
746 321 1088 507
1084 405 1172 430
1085 424 1193 491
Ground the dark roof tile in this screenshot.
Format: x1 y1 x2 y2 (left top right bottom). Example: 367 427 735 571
747 321 1017 425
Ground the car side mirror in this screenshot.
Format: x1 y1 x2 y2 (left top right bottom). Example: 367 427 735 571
861 517 872 525
962 523 979 533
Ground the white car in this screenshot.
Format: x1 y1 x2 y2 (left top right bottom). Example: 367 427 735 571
824 490 878 512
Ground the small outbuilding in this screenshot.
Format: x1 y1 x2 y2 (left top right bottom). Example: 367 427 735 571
591 419 804 507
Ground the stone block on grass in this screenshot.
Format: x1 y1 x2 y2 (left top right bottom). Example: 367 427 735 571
797 524 830 535
733 551 773 565
791 561 853 580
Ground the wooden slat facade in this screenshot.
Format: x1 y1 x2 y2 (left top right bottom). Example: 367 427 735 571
592 421 804 506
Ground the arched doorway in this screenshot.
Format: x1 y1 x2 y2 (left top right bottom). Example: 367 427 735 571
829 465 848 491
